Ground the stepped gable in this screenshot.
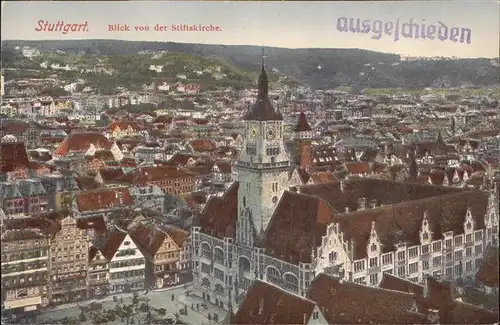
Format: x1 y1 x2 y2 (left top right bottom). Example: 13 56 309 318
329 189 487 260
195 181 239 239
307 274 429 324
243 52 282 121
260 191 336 264
231 280 316 325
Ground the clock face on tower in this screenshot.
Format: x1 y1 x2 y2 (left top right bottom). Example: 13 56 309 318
267 127 276 139
251 128 257 137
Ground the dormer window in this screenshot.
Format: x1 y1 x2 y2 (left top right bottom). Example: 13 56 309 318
423 232 429 240
371 243 377 252
466 222 471 230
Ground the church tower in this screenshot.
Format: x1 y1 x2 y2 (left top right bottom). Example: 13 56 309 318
234 50 290 247
293 110 313 171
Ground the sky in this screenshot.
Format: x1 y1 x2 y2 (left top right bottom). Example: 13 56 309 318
1 1 499 58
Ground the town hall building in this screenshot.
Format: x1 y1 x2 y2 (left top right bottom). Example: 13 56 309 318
190 56 500 312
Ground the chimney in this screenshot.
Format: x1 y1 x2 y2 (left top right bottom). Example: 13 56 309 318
340 180 345 192
345 207 349 213
358 197 366 210
303 313 307 325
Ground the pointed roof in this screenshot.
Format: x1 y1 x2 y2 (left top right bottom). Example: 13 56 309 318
243 49 282 121
294 111 312 132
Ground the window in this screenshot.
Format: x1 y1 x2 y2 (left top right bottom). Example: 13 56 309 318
408 247 418 258
409 262 418 274
354 277 364 284
201 263 211 274
329 252 337 262
445 239 452 248
466 234 472 243
422 232 429 240
466 247 472 257
422 244 430 254
454 236 463 246
422 259 429 270
397 251 405 261
466 261 472 272
124 241 131 246
283 274 299 293
397 266 405 277
445 253 452 263
454 264 462 276
445 267 452 278
312 311 319 320
369 257 378 268
371 243 377 252
474 231 482 241
382 254 393 265
214 268 224 281
433 256 442 266
370 273 378 285
474 245 482 255
454 250 463 261
432 241 441 252
475 258 482 269
266 267 281 285
354 261 365 272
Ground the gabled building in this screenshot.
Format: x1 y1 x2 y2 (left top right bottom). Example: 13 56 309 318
99 228 146 295
130 224 189 289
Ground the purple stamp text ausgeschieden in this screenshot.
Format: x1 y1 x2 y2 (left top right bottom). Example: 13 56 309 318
337 17 472 44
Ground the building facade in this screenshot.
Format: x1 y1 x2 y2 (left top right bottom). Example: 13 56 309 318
191 61 500 313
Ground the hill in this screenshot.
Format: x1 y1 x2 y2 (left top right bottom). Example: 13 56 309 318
2 40 499 89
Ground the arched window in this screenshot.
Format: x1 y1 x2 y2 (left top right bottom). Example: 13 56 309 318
213 247 224 265
215 284 224 294
201 278 211 288
266 267 281 285
201 243 212 259
238 257 251 272
283 273 299 293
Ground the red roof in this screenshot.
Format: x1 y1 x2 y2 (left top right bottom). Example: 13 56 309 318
294 111 312 132
196 182 239 239
76 187 134 212
0 141 30 173
55 132 112 156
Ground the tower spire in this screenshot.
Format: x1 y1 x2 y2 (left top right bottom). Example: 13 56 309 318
261 47 266 70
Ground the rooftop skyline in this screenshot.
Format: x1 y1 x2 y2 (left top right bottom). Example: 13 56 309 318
1 1 499 58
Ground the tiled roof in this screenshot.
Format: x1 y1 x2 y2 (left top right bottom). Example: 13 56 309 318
308 274 429 324
0 141 30 173
54 132 112 156
97 167 125 183
107 121 140 132
293 111 312 132
232 280 316 325
189 139 217 152
261 191 336 264
75 187 134 212
119 166 197 183
379 273 425 296
100 230 127 261
195 182 238 239
130 224 166 257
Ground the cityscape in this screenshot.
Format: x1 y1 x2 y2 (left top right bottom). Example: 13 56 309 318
1 1 500 325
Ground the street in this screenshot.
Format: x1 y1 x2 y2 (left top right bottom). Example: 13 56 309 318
33 283 227 325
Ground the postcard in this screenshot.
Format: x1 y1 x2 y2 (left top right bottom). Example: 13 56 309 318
1 1 499 325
